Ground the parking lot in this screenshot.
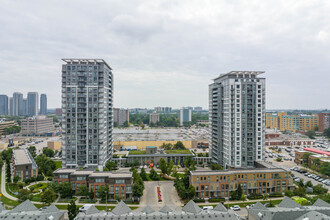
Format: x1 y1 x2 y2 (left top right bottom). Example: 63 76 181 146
265 144 330 190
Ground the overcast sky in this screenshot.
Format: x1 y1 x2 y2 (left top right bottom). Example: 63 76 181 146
0 0 329 110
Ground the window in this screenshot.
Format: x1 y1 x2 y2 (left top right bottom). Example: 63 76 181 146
95 178 105 183
115 179 125 184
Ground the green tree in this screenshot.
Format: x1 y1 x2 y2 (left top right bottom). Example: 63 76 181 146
294 187 306 197
59 182 73 198
42 148 55 158
210 163 223 170
35 154 56 176
167 160 174 175
0 157 4 169
159 158 167 175
323 128 330 138
187 185 196 200
173 141 185 150
89 188 94 200
313 184 328 195
132 171 144 198
140 168 147 181
13 175 20 183
17 189 32 202
306 130 316 139
123 121 129 127
320 162 330 176
160 143 173 150
105 160 117 171
306 181 313 188
77 185 89 197
149 168 159 180
41 188 57 205
237 184 243 200
6 162 11 183
302 153 313 167
285 190 294 197
28 146 37 158
276 157 282 162
68 199 79 220
98 185 109 201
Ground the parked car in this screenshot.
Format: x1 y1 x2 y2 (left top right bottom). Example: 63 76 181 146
230 205 241 211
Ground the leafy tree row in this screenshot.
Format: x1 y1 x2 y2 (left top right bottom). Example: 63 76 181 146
4 125 21 135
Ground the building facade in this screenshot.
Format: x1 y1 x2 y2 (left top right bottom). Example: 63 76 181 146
53 169 133 199
0 95 8 115
154 107 172 113
209 71 266 168
149 113 160 125
27 92 39 116
318 112 330 132
190 162 293 199
179 108 192 126
12 149 38 180
40 93 47 115
21 115 54 136
113 108 129 126
12 92 24 116
61 59 113 169
0 120 16 136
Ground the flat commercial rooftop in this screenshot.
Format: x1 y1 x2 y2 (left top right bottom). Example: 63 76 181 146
13 149 32 165
113 128 208 142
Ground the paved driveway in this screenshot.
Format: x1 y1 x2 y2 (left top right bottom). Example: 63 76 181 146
138 181 182 211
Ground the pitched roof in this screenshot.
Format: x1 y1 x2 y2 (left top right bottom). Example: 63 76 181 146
214 203 227 212
9 200 38 213
159 205 172 214
142 206 155 214
294 210 330 220
252 202 268 210
278 197 303 209
182 200 202 214
43 204 60 213
312 199 330 207
0 203 6 212
111 201 132 215
85 205 100 215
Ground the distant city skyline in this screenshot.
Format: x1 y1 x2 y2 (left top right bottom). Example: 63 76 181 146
1 1 330 110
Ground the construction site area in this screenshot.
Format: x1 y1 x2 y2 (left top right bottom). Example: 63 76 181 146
113 128 208 149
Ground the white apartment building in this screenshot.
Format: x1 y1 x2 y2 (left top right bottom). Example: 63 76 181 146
61 59 113 170
209 71 266 168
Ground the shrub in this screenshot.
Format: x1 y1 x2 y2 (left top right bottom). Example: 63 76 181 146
247 193 263 200
285 190 294 198
193 198 205 203
208 197 225 203
36 175 44 181
269 192 283 198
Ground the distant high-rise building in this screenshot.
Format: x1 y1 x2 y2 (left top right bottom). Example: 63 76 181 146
55 108 62 116
179 108 192 126
113 108 129 126
9 98 13 116
318 113 330 132
154 107 172 113
149 113 160 125
61 59 113 170
194 106 203 111
0 95 8 115
27 92 39 116
209 71 265 168
40 94 47 115
23 99 28 116
13 92 23 116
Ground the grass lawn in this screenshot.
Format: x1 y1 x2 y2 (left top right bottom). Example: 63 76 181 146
55 161 62 169
165 150 191 154
31 182 48 190
129 151 146 155
171 173 185 178
31 194 42 202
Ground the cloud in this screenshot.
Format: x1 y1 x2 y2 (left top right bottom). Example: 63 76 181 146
0 0 329 109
